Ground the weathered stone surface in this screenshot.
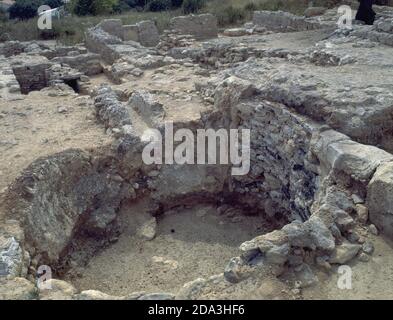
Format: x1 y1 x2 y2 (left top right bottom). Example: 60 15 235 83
283 217 335 251
39 279 77 300
304 7 327 17
294 263 318 288
97 19 124 39
223 28 248 37
0 236 23 278
312 129 393 181
329 242 361 264
356 204 369 224
5 149 132 264
12 62 51 94
94 84 131 129
138 292 175 300
367 161 393 239
52 53 103 76
76 290 123 300
85 27 122 64
128 90 165 126
253 10 323 32
138 217 157 241
137 20 160 47
123 24 139 42
169 14 218 40
0 277 37 300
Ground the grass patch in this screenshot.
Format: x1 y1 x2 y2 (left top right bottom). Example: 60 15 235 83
0 0 341 44
0 9 181 45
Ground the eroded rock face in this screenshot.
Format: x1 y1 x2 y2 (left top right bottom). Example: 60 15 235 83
4 149 134 264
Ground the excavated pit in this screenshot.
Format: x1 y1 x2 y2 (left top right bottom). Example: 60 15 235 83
64 199 271 296
3 8 393 299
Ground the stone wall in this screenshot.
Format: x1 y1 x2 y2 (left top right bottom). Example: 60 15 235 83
12 62 51 94
169 14 218 40
136 20 160 47
253 10 323 32
85 27 122 64
51 53 103 76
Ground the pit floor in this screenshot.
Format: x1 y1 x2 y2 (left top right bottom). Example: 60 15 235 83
68 199 268 296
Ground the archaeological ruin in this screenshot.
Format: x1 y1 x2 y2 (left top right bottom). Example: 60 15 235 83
1 5 393 300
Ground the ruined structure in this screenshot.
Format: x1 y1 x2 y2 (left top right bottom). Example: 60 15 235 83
1 9 393 299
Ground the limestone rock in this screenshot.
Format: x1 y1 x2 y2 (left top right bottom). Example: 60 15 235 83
367 162 393 239
137 20 160 47
0 277 37 300
356 204 369 224
304 7 327 18
169 14 218 40
138 217 157 241
39 279 77 300
76 290 123 300
329 242 361 264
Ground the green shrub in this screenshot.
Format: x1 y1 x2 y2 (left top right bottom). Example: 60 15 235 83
215 5 246 26
182 0 205 14
147 0 171 12
170 0 183 8
9 0 42 20
92 0 119 15
0 7 8 23
72 0 92 16
45 0 63 8
71 0 119 16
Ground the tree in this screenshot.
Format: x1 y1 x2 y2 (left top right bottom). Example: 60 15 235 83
71 0 119 15
182 0 205 14
9 0 42 20
92 0 119 15
45 0 64 8
72 0 93 16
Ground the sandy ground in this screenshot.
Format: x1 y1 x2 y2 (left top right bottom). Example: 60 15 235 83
69 200 267 296
303 235 393 300
0 87 110 193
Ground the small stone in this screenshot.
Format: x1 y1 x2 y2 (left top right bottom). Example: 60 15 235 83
347 230 360 243
316 256 331 271
147 170 160 177
356 204 369 224
57 106 67 114
335 210 354 231
231 216 243 223
138 217 157 241
294 264 318 288
138 292 175 300
352 194 364 204
358 253 370 262
368 224 379 236
329 242 362 264
362 241 375 255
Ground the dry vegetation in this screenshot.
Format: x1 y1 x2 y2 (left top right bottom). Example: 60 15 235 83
0 0 339 44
